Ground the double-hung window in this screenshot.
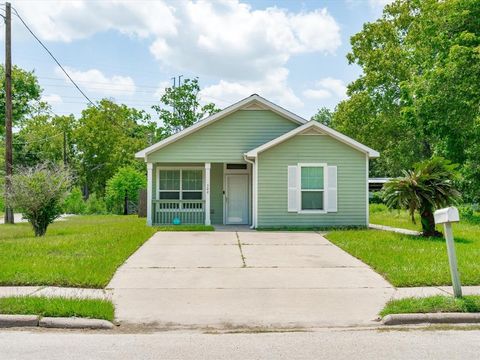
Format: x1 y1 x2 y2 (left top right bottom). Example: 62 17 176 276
300 165 325 211
158 169 203 200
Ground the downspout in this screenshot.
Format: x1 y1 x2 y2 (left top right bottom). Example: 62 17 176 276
244 154 256 229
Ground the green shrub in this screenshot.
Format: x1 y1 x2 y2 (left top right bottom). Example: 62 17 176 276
369 191 384 204
62 187 86 214
7 164 71 236
85 194 107 215
458 204 480 224
370 203 388 213
106 167 146 214
459 204 474 218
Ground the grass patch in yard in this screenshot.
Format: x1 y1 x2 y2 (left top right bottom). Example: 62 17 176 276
0 215 156 288
380 295 480 317
0 296 114 321
326 205 480 286
155 225 214 231
369 204 422 231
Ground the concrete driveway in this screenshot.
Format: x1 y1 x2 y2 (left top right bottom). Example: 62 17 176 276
108 231 394 329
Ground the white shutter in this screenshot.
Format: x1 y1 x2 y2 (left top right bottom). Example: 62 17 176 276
287 165 299 212
326 166 337 212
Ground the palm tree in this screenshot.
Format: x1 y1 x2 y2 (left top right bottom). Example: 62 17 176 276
383 157 461 237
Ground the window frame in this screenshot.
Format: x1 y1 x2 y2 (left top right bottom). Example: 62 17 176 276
156 167 205 201
297 163 327 214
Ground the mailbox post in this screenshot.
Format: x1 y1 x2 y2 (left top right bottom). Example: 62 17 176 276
434 207 462 298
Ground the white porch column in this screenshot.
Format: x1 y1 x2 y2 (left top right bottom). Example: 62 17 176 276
205 162 211 225
146 163 153 226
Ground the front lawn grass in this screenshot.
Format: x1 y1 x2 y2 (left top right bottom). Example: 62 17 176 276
380 295 480 317
326 206 480 287
0 215 156 288
155 224 215 231
0 296 114 321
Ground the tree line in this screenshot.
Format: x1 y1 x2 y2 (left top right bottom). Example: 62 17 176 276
0 71 219 210
319 0 479 203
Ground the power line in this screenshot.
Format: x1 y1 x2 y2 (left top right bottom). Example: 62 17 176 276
11 6 96 107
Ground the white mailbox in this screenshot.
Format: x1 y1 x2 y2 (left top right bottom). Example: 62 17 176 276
434 206 462 297
434 207 460 224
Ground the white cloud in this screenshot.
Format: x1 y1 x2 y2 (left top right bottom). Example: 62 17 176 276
12 0 177 42
303 77 347 101
149 1 341 81
54 67 136 97
200 68 303 109
41 93 63 104
14 1 342 111
368 0 394 9
153 81 173 100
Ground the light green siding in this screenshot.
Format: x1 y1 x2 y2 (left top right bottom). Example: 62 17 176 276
257 135 367 227
146 110 298 163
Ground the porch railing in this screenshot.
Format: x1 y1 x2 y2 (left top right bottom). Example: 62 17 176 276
152 200 205 225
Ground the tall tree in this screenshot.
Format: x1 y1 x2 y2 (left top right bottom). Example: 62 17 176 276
152 78 220 137
0 65 42 133
332 0 480 198
14 113 77 168
311 107 333 126
75 99 153 196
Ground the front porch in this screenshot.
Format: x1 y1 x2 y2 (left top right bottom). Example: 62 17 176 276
146 162 253 226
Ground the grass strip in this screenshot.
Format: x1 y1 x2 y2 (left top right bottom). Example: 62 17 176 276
380 295 480 317
0 296 114 321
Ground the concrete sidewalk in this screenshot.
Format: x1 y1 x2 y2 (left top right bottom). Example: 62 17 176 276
393 286 480 299
0 214 74 225
0 286 111 300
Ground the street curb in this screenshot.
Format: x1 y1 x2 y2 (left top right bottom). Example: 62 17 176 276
0 314 113 329
382 313 480 325
0 314 40 327
39 317 114 329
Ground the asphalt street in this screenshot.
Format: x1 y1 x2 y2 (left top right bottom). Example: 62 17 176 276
1 327 479 360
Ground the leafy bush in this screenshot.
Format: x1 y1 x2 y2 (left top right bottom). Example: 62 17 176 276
6 164 71 236
370 203 388 213
459 204 474 218
85 194 107 215
458 204 480 224
105 167 146 214
62 187 86 214
369 191 384 204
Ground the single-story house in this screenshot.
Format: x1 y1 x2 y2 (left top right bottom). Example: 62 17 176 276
135 94 379 228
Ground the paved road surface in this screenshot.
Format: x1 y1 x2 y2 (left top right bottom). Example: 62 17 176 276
1 328 479 359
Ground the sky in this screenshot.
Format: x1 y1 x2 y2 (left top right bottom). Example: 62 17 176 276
2 0 391 121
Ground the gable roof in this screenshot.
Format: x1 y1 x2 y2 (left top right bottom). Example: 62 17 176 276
245 120 380 158
135 94 307 159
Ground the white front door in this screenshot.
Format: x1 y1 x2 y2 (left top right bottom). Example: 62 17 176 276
225 174 249 224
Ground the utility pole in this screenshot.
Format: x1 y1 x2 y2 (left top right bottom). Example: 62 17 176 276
178 75 183 87
4 2 14 224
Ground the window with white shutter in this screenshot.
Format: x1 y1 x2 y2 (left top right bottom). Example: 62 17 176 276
326 166 337 212
287 165 299 212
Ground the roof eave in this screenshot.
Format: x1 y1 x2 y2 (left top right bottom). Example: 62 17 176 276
135 94 308 159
